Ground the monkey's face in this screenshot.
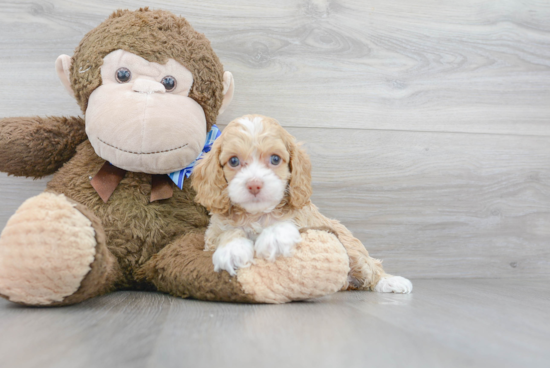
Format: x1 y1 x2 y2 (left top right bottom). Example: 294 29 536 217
82 50 206 174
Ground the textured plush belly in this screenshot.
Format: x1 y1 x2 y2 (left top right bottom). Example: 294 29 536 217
46 140 210 278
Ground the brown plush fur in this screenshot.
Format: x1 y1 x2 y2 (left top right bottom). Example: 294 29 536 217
0 116 86 178
46 141 210 287
70 7 224 130
136 233 255 302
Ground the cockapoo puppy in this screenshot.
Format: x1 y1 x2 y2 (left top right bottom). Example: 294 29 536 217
192 115 412 293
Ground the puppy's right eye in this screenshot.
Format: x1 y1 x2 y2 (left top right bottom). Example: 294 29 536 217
270 154 281 165
228 156 240 167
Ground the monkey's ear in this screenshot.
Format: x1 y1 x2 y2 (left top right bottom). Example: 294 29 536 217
55 55 75 98
218 71 234 116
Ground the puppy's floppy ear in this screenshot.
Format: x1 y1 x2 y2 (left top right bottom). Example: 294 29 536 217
192 139 231 214
287 138 312 209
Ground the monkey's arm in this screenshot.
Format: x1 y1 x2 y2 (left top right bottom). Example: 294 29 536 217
0 116 87 178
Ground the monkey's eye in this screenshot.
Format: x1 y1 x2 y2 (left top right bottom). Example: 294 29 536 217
228 156 240 167
161 76 177 92
270 155 281 166
115 68 131 83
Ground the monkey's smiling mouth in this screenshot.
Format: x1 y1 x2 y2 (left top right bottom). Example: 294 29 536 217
97 137 188 155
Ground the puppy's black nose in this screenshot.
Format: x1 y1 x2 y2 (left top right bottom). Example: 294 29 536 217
246 179 263 195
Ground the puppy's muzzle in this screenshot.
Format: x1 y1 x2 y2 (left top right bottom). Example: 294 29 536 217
246 179 263 196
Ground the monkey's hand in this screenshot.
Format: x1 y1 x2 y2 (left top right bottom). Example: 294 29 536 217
0 116 87 178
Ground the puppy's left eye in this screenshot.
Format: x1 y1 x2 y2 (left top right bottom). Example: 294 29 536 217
270 155 281 165
228 156 240 167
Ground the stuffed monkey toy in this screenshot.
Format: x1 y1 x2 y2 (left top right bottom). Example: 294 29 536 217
0 8 357 306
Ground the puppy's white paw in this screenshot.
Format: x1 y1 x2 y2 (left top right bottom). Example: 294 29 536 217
254 221 301 261
212 238 254 276
374 276 413 294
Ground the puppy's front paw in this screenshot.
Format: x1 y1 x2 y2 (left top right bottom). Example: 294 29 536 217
255 221 301 262
374 276 413 294
212 238 254 276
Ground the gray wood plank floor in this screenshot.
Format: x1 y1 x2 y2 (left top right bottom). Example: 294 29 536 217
1 279 549 368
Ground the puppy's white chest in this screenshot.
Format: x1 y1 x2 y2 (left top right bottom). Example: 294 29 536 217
242 222 265 241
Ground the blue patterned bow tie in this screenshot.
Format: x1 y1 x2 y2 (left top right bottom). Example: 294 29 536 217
168 124 221 189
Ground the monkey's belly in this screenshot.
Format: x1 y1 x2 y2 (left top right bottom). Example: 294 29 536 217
46 140 210 282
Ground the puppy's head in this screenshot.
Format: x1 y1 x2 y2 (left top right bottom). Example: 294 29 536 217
192 115 312 215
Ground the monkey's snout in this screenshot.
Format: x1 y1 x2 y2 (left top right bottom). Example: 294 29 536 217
132 79 166 94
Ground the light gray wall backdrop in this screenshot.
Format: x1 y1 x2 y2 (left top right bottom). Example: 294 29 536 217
0 0 549 278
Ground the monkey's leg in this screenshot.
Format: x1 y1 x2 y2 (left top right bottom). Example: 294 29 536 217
0 192 122 306
137 229 350 303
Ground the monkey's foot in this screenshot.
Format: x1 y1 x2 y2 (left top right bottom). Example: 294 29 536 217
237 229 350 303
0 192 100 305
